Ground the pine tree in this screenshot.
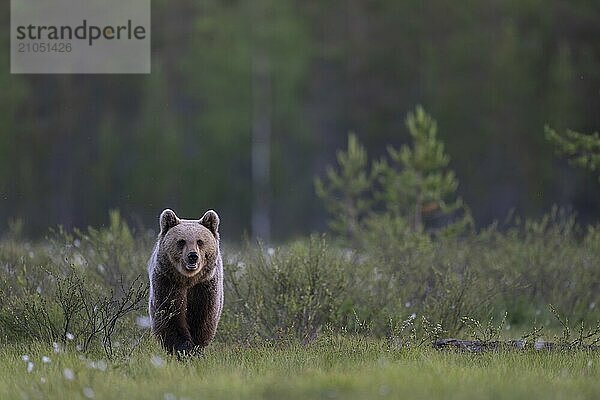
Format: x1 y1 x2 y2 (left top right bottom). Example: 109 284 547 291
315 133 376 239
316 106 472 241
375 106 467 231
545 126 600 181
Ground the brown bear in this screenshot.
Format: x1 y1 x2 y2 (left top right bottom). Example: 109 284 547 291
147 209 223 354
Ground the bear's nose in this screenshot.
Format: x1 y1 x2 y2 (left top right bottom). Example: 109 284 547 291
187 252 199 264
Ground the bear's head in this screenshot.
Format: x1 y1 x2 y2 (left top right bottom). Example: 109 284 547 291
158 209 220 280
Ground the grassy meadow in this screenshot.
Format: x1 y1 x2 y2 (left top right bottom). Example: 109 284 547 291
2 337 600 400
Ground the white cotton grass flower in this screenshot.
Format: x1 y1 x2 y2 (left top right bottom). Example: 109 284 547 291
21 355 29 362
27 362 34 373
163 393 176 400
83 387 95 399
378 385 390 396
40 377 46 384
86 360 108 372
53 342 61 353
66 332 75 341
63 368 75 381
267 247 275 256
410 313 417 320
42 356 51 364
72 254 85 267
136 316 152 329
150 355 165 368
97 360 108 371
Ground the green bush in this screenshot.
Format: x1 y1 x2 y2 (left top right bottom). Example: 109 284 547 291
0 210 598 350
0 211 150 357
222 235 352 343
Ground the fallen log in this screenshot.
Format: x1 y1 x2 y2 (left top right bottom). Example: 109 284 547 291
432 338 600 352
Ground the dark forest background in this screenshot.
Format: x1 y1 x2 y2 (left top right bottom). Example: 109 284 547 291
1 0 599 240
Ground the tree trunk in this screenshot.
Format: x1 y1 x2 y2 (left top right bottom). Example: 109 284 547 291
251 3 272 242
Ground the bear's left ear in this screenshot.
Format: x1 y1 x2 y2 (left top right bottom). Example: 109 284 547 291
200 210 220 236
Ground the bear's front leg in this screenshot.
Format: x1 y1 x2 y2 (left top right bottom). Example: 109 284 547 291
150 278 195 354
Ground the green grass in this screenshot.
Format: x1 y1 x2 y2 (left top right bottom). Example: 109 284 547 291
2 337 599 400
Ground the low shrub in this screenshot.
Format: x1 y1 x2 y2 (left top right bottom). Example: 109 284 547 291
0 210 598 351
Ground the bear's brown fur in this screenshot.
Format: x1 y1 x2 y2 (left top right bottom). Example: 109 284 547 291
147 209 223 354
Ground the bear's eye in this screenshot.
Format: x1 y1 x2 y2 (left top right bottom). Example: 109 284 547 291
177 239 186 249
197 239 204 247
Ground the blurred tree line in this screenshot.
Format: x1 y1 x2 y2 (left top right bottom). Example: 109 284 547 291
0 0 599 239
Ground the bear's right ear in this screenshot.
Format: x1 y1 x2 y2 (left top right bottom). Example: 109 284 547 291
159 209 180 235
200 210 219 236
